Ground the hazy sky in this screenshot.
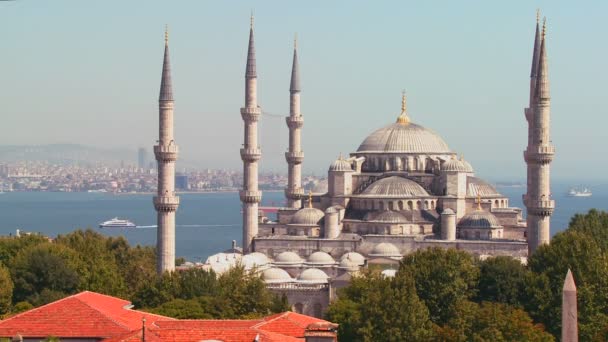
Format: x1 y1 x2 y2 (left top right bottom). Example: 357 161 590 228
0 0 606 182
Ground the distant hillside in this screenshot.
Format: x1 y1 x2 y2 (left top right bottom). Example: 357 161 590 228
0 144 137 166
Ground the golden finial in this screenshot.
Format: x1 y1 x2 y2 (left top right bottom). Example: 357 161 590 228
308 191 313 208
164 25 169 44
396 90 410 125
536 9 540 23
476 194 482 210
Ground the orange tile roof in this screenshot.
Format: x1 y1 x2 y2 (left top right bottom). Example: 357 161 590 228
0 291 337 342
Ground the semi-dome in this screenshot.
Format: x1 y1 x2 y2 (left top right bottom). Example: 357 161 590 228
467 177 501 197
369 242 402 257
298 268 329 283
340 252 366 266
372 210 407 223
361 176 429 198
274 251 303 265
307 251 335 265
291 207 324 226
459 210 502 229
262 268 293 283
329 157 352 172
357 122 451 154
442 158 468 172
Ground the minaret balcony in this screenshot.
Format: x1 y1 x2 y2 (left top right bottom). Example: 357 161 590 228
285 187 305 199
240 107 261 121
240 190 262 203
153 195 180 212
286 116 304 129
240 148 262 162
524 145 555 164
285 151 304 164
154 144 179 162
527 199 555 217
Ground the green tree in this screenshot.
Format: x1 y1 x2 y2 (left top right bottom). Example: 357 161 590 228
476 256 529 307
327 270 435 342
149 298 210 319
0 262 13 316
399 247 480 325
528 214 608 341
436 301 554 341
55 229 127 297
10 243 84 305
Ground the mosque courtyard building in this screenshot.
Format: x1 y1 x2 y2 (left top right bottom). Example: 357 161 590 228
160 14 555 318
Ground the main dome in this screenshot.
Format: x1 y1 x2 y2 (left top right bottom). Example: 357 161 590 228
357 122 451 154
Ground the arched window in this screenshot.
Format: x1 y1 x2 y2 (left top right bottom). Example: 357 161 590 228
379 202 385 211
475 231 481 239
398 201 404 210
388 202 394 211
416 201 422 210
294 303 304 314
407 201 413 210
424 200 429 210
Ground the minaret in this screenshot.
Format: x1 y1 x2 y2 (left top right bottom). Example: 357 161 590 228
524 18 555 255
285 35 304 209
525 11 542 210
562 269 578 341
240 16 262 253
154 26 180 274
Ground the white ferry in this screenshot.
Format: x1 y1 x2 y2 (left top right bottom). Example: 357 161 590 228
99 218 137 228
568 187 592 197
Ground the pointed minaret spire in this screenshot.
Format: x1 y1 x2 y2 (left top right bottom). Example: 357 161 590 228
535 19 550 101
529 10 542 106
285 33 305 208
562 269 579 341
290 34 301 92
246 13 257 79
159 25 173 102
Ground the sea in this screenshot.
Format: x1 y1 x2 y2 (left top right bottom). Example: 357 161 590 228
0 182 606 262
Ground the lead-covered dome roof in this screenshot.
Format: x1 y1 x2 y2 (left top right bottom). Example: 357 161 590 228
290 207 324 226
298 268 329 283
361 176 429 198
459 210 502 229
369 242 402 257
262 268 293 283
357 122 451 154
467 177 501 197
274 251 303 265
307 251 335 265
370 210 407 223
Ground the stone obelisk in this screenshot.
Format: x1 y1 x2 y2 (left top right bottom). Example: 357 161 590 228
562 269 578 342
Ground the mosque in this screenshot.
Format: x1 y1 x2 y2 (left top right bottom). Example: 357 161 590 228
156 14 555 318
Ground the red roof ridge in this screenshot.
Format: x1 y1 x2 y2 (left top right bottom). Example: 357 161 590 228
73 292 135 332
0 291 89 324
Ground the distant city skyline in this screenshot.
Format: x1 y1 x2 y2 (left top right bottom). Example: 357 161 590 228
0 1 606 182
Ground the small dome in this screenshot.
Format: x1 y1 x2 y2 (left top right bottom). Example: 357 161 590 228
372 210 407 223
361 176 429 198
467 177 501 197
340 252 366 266
307 251 335 265
459 210 502 229
461 159 474 173
242 252 269 269
441 158 468 172
311 179 328 194
370 242 402 258
290 207 324 226
274 251 303 265
329 158 352 172
441 208 455 215
381 269 397 278
298 268 329 283
339 258 360 271
262 268 293 283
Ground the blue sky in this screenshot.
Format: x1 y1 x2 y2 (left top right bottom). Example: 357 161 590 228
0 0 606 182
